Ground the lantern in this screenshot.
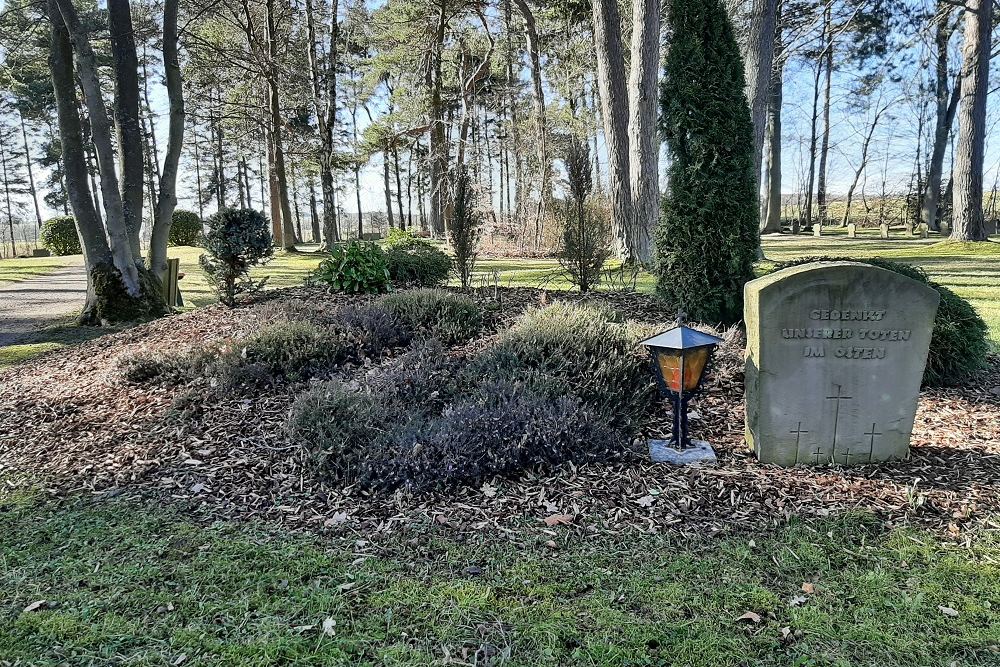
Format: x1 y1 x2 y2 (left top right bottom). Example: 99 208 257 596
639 318 723 450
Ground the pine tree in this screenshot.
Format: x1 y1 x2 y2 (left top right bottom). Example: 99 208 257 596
655 0 759 324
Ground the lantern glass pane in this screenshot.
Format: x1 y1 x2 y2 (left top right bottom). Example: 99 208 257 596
656 346 710 393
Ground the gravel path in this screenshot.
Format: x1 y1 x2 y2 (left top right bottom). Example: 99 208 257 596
0 264 88 347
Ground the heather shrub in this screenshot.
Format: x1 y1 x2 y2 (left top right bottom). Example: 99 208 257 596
312 241 390 294
288 382 400 482
236 320 348 380
385 238 452 286
770 257 989 386
378 289 482 344
40 216 81 256
335 304 411 355
483 303 657 431
115 349 204 385
169 209 203 246
363 383 621 491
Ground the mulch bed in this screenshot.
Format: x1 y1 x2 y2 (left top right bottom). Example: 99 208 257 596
1 286 998 543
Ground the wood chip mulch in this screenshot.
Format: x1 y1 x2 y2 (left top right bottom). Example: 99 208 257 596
1 286 998 543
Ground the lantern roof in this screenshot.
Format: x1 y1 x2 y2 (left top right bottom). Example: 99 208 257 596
639 325 724 351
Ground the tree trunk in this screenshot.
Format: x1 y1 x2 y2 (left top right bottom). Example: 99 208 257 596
952 0 990 241
264 0 296 250
841 103 887 227
816 5 833 226
591 0 633 261
306 0 338 246
625 0 660 265
513 0 550 229
53 0 140 296
48 0 114 316
922 6 959 232
428 0 448 236
742 0 779 199
150 0 184 286
18 113 44 235
761 42 784 233
383 151 395 230
393 143 405 229
107 0 144 257
309 177 321 242
801 60 822 231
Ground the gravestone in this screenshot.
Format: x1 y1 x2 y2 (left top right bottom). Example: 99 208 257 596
744 261 939 466
904 220 914 236
917 222 929 238
812 225 823 237
847 223 857 238
879 223 890 239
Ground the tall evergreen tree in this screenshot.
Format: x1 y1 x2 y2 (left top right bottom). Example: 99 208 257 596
655 0 759 324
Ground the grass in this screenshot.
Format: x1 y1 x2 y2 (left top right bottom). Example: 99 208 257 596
1 493 996 666
1 234 997 368
0 255 77 286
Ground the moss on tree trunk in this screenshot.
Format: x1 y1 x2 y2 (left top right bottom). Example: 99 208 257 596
80 262 170 325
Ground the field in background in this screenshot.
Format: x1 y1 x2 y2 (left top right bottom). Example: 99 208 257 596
1 234 997 370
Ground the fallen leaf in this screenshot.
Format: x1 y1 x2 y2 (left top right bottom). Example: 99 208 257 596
801 582 816 594
736 611 762 624
322 617 336 637
173 654 188 666
481 483 497 498
22 600 46 613
189 483 206 494
324 511 349 527
938 605 959 617
635 495 655 508
463 565 483 576
543 513 575 527
337 582 356 593
780 626 792 640
788 595 808 607
544 540 557 549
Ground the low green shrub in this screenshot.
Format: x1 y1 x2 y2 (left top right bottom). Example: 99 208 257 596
770 257 988 386
385 238 452 286
40 216 80 256
481 303 657 431
169 209 203 246
236 321 347 380
384 227 414 248
312 241 390 294
379 289 482 344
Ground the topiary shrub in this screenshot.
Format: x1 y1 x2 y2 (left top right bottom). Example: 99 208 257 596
199 208 274 307
477 302 657 432
769 257 989 386
40 216 81 256
311 240 390 294
656 0 759 324
385 238 452 286
169 209 203 246
378 288 482 344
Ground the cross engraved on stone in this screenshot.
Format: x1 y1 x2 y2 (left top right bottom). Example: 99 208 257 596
790 422 810 464
840 448 856 465
863 422 882 463
811 447 825 464
825 383 853 457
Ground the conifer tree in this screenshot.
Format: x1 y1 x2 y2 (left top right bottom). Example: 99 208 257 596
656 0 759 324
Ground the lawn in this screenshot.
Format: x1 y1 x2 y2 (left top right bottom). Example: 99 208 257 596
2 234 997 370
2 494 997 666
0 254 77 286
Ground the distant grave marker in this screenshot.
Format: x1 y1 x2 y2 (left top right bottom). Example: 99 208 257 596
879 223 890 239
847 223 857 238
744 261 939 466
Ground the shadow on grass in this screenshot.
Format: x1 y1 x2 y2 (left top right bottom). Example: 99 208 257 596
0 319 121 370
